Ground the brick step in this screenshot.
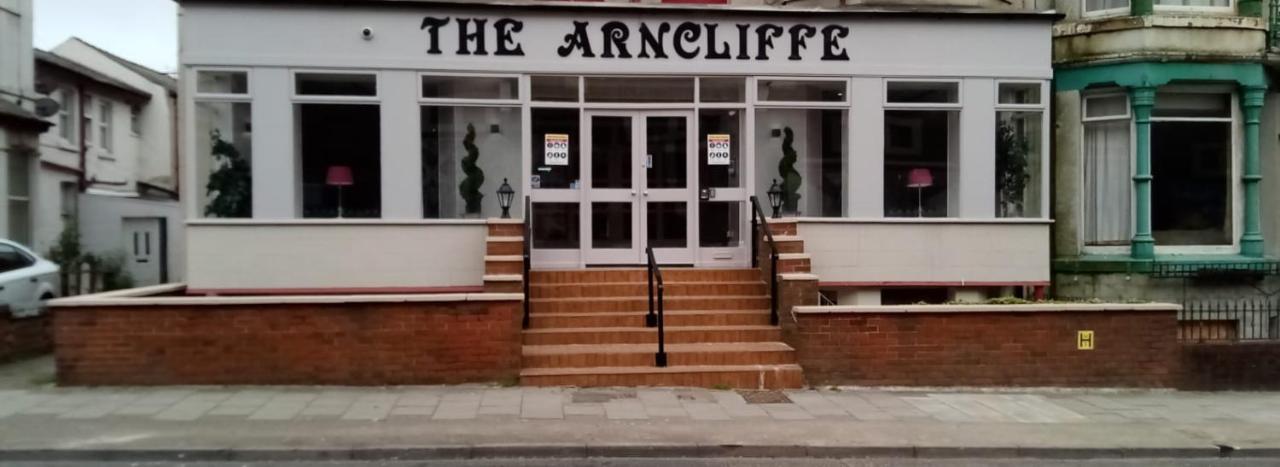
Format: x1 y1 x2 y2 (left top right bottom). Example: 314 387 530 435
486 237 524 256
522 342 796 368
530 281 766 299
531 268 760 284
520 364 805 389
485 256 523 275
530 295 769 314
763 221 796 236
527 310 772 328
522 325 781 346
772 235 805 254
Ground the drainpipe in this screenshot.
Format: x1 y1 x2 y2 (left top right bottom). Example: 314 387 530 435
76 82 86 192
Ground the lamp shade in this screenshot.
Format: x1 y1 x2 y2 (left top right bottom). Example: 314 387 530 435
906 168 933 188
326 165 354 186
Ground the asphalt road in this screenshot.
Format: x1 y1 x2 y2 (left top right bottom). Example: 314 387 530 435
2 459 1276 467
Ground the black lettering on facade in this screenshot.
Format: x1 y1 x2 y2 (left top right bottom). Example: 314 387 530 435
734 24 751 60
787 24 816 60
821 25 850 61
558 21 595 57
704 24 731 60
456 18 488 55
754 24 783 61
420 16 450 55
638 23 671 59
600 21 632 58
673 22 702 59
494 18 525 56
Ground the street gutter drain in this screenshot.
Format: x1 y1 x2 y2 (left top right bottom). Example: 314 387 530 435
738 390 792 404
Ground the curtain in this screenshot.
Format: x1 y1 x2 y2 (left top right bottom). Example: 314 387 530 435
1083 120 1131 245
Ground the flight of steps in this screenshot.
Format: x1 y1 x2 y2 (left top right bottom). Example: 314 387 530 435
519 268 805 389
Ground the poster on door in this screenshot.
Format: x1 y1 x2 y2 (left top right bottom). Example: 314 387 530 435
544 133 570 166
707 134 731 166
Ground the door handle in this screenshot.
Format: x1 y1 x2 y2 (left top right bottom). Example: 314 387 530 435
643 191 650 197
630 190 636 196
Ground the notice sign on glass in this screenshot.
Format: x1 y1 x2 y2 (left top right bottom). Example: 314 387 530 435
707 134 731 166
544 134 570 166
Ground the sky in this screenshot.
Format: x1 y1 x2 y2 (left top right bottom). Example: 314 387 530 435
34 0 178 74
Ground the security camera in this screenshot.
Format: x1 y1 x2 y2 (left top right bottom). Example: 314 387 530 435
361 27 374 40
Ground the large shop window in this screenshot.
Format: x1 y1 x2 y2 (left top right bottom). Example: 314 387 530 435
1082 94 1132 246
995 82 1045 218
755 109 848 217
194 70 252 218
421 106 522 218
298 104 381 218
884 81 959 218
1151 92 1233 246
530 108 581 189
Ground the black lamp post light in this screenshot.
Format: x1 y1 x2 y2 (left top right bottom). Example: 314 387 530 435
497 178 515 219
767 178 783 219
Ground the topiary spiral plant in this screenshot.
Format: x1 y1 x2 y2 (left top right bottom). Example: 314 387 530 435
459 123 485 216
778 127 802 214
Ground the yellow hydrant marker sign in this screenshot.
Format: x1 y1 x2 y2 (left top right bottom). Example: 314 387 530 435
1077 330 1095 350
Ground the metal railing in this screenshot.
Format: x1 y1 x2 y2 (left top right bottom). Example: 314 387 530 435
1180 299 1280 343
646 246 668 367
749 196 780 326
522 195 532 329
1151 261 1280 280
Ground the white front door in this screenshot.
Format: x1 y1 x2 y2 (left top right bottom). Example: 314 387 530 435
582 111 696 265
123 218 163 285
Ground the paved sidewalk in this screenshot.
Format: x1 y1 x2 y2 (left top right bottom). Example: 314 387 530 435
2 357 1279 460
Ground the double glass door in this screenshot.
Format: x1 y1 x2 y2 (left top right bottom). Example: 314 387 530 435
584 111 695 265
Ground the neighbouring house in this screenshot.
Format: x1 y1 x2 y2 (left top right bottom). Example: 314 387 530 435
0 0 50 246
34 39 182 288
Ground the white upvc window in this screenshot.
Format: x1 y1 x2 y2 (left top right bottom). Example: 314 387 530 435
52 88 76 143
1082 0 1131 17
130 105 141 136
98 100 113 153
82 94 95 146
1154 0 1233 14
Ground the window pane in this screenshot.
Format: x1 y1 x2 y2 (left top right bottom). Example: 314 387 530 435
756 109 847 217
195 101 252 218
100 102 112 151
8 200 29 246
1084 95 1129 119
886 81 959 105
592 202 632 249
531 75 578 102
421 106 522 218
647 116 687 189
0 245 31 272
1084 120 1132 245
1154 93 1231 119
699 109 741 188
8 150 29 197
758 80 845 102
533 203 580 249
996 111 1043 218
298 104 381 218
647 202 687 248
196 70 248 95
585 77 693 103
998 83 1041 105
422 75 518 100
530 108 580 189
884 110 957 217
1152 121 1231 245
1154 0 1228 6
699 201 740 248
1086 0 1131 11
295 73 377 96
590 116 631 189
700 77 745 103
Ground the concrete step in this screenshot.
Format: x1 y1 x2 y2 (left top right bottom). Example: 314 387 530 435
531 268 760 284
522 342 796 368
527 310 773 329
529 281 766 299
522 325 781 346
520 364 805 389
529 295 770 314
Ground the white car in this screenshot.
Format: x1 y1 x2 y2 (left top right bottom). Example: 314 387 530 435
0 240 59 318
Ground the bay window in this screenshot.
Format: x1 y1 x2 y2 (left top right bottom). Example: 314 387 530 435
294 72 381 218
883 80 960 218
1082 94 1132 245
1151 91 1233 246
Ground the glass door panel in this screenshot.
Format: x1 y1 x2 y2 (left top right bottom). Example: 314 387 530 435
643 114 696 265
583 113 641 265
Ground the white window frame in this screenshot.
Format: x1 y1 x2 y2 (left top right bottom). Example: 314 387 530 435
194 68 252 99
98 100 114 154
1082 0 1132 18
883 78 963 110
51 87 76 145
191 67 254 220
291 69 381 103
1153 0 1234 15
82 94 95 146
130 105 142 137
419 71 521 106
994 80 1051 220
753 76 850 108
1079 91 1136 255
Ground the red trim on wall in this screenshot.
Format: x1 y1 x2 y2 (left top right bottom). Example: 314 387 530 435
185 285 486 296
818 281 1052 288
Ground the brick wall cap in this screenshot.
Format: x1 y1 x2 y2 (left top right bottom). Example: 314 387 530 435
483 274 523 282
487 218 524 224
189 219 489 227
794 217 1054 225
50 284 523 308
793 303 1181 314
779 273 819 281
778 253 810 260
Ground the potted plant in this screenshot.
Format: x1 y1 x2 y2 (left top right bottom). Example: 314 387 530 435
995 119 1030 217
778 127 802 215
459 123 485 218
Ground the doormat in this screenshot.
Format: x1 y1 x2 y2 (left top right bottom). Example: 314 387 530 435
738 390 792 404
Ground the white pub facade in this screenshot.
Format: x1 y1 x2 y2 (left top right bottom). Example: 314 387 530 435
180 0 1055 304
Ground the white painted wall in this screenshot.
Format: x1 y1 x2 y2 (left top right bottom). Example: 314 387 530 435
0 0 36 244
79 194 183 284
798 219 1051 284
185 221 486 291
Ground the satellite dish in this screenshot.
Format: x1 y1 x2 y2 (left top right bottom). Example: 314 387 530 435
33 97 60 118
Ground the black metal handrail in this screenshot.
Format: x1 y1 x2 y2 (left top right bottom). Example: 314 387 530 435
521 195 531 329
749 196 780 326
646 246 668 368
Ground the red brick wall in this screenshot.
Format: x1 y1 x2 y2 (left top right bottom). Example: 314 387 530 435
790 309 1179 387
1179 342 1280 391
0 314 51 362
54 300 522 386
